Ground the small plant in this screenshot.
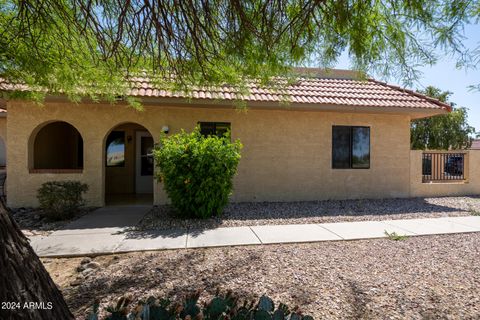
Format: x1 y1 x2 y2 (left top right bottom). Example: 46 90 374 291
87 290 314 320
384 230 408 241
37 180 88 220
153 128 242 219
468 206 480 216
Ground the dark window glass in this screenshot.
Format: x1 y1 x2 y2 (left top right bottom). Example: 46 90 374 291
332 126 370 169
215 123 230 137
332 126 351 169
140 136 154 176
199 122 216 136
444 155 464 176
106 131 125 167
199 122 231 137
352 127 370 168
422 156 432 175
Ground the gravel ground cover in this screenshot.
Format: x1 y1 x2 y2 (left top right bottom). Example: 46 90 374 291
44 233 480 319
138 196 480 231
10 207 96 236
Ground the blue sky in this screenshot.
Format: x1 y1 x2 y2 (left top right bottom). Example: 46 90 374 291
333 23 480 133
108 143 124 154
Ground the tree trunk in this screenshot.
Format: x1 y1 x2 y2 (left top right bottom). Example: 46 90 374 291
0 205 74 319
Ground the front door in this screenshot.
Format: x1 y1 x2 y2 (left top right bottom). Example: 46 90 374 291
135 131 154 194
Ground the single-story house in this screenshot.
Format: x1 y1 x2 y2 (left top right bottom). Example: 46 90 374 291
1 68 479 208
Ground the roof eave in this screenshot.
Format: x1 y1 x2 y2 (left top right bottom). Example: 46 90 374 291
138 96 449 116
368 79 452 112
30 94 448 117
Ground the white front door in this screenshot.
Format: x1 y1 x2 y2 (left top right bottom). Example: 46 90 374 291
135 131 154 194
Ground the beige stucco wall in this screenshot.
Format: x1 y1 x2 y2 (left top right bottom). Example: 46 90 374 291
0 116 6 167
0 116 6 144
6 100 415 207
410 150 480 197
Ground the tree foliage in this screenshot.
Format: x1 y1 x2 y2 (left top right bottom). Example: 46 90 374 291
411 86 476 150
0 0 479 103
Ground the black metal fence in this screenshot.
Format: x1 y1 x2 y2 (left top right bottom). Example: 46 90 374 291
422 152 466 182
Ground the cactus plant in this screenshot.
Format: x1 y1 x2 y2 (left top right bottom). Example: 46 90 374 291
85 291 314 320
105 296 132 320
180 290 201 317
258 296 274 312
86 299 100 320
254 310 272 320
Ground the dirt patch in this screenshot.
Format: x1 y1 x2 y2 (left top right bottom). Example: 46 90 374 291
43 232 480 319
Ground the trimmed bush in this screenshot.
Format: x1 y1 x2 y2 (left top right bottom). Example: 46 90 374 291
37 181 88 220
86 291 313 320
153 128 242 219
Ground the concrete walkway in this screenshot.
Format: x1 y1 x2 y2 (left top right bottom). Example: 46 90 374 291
28 213 480 257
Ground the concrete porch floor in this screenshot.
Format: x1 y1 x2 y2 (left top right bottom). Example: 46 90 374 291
105 193 153 206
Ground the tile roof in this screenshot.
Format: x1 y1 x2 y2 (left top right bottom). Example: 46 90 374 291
0 69 451 111
471 139 480 150
129 73 451 111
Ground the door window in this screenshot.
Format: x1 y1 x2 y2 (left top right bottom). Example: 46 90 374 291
140 136 154 176
106 131 125 167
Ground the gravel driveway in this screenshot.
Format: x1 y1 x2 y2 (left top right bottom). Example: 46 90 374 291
138 196 480 230
46 232 480 319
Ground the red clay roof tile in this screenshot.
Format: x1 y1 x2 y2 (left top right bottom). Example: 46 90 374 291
471 140 480 150
0 69 451 111
118 72 450 110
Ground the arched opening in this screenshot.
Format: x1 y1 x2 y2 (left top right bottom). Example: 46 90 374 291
32 121 83 170
104 123 154 205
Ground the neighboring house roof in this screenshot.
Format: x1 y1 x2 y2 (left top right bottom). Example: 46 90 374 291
0 68 451 112
471 139 480 150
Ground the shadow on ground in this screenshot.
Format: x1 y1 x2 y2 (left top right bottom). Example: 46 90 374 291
56 233 478 319
136 196 480 234
64 250 263 317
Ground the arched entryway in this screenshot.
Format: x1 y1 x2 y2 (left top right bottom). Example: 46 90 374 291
104 123 154 205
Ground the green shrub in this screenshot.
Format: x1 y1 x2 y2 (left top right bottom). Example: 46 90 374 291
37 181 88 220
86 291 313 320
154 128 242 219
